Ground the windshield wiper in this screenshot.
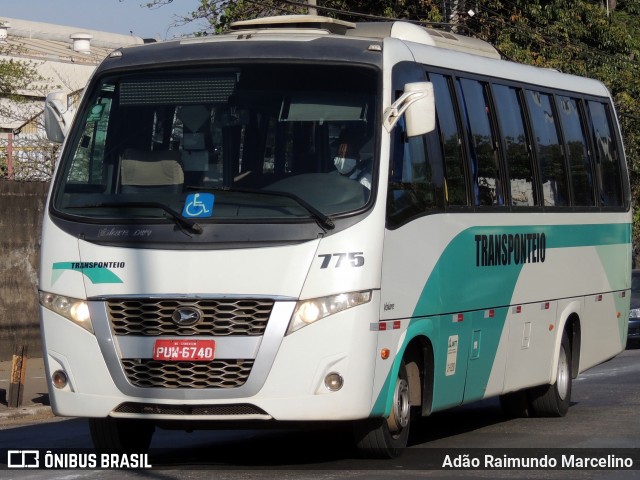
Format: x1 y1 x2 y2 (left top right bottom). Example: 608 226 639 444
70 201 203 234
187 186 335 231
261 189 335 230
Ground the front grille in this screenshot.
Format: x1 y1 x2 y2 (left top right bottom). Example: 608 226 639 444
113 402 268 416
107 299 273 336
122 359 254 388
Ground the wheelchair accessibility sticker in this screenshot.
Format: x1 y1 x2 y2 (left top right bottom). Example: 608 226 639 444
183 193 214 218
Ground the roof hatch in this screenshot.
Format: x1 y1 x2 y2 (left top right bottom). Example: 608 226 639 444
230 14 501 59
231 15 356 35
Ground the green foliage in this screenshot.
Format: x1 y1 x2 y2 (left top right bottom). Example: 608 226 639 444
145 0 444 34
0 57 38 98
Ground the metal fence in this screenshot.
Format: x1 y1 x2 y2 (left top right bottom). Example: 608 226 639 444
0 133 58 181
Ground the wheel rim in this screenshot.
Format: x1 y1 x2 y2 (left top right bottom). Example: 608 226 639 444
556 344 570 400
387 376 410 435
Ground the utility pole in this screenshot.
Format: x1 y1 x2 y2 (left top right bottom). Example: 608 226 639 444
308 0 317 16
604 0 617 15
449 0 465 33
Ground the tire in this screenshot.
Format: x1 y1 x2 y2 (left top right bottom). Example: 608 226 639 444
353 360 411 459
89 417 155 453
499 390 530 418
528 330 572 417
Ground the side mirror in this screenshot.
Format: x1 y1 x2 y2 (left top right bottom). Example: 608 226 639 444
383 82 436 137
44 91 74 143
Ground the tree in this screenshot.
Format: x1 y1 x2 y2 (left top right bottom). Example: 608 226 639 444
0 59 36 96
0 50 41 122
0 43 57 180
143 0 444 34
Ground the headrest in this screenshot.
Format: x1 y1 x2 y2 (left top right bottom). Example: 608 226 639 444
336 125 368 158
121 149 184 186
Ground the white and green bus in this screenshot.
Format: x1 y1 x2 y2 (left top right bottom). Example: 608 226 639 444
40 15 631 458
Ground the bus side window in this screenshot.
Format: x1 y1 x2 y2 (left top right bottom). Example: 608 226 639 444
586 101 623 207
556 96 596 207
429 72 468 207
525 90 569 207
387 92 446 227
492 84 537 207
457 77 504 207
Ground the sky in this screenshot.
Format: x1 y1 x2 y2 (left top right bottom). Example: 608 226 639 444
0 0 208 40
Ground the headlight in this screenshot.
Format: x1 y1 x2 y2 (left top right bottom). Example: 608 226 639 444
630 308 640 319
39 291 93 334
287 290 372 335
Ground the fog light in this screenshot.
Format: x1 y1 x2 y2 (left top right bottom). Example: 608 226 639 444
324 372 344 391
52 370 68 389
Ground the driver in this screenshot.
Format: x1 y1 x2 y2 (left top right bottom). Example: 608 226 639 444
334 126 372 189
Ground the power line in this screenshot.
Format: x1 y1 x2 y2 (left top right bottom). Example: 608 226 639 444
233 0 640 75
244 0 456 28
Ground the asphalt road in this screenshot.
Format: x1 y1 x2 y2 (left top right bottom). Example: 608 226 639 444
1 346 640 479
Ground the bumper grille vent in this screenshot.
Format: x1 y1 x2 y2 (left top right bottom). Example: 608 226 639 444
121 358 253 389
114 402 268 416
107 298 273 336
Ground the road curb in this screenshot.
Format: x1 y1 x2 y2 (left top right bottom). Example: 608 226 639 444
0 405 53 421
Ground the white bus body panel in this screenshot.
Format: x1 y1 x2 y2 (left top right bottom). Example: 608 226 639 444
379 211 629 411
40 213 388 420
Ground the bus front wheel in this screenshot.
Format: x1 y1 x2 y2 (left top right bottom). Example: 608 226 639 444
353 360 410 458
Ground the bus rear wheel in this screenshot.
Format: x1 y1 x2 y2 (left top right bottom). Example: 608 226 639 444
89 417 155 453
529 330 572 417
353 360 410 458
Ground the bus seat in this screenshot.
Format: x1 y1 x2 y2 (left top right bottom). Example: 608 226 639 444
120 148 184 193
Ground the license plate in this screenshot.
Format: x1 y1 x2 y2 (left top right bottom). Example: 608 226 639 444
153 339 216 362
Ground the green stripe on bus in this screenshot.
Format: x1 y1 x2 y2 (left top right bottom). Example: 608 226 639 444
52 262 123 285
416 223 630 315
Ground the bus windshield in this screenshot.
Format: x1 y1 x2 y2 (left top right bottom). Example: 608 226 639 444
52 64 377 223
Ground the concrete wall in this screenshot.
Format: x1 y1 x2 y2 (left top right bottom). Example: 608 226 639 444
0 180 48 361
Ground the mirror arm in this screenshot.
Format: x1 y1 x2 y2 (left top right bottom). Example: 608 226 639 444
44 92 75 143
383 90 428 133
48 100 68 132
